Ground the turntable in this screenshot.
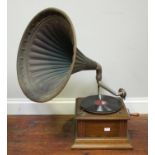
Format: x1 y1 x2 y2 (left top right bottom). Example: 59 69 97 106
17 8 132 149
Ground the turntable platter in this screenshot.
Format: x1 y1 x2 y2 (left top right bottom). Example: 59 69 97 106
80 95 122 114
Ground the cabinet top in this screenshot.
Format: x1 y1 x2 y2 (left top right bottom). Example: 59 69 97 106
75 98 130 120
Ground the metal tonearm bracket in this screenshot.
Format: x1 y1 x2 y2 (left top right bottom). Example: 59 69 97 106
97 81 127 99
95 63 126 99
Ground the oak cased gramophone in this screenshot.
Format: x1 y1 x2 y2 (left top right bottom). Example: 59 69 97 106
17 8 132 149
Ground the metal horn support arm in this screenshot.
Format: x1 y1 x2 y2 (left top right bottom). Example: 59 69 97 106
98 81 126 99
96 64 126 99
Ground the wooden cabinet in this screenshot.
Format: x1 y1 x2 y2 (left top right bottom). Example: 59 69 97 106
72 98 133 149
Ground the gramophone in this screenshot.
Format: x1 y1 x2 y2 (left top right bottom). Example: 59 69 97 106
17 8 132 149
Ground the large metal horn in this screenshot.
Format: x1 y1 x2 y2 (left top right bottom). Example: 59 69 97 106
17 8 102 102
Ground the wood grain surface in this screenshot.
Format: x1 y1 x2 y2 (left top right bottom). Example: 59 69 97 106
8 115 147 155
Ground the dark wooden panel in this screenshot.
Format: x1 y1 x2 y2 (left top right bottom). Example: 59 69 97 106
8 115 148 155
119 121 127 137
84 120 120 137
77 120 85 137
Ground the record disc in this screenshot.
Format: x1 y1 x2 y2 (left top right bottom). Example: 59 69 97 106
80 95 122 114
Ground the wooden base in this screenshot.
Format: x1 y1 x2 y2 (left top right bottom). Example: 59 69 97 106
72 136 132 149
72 98 133 149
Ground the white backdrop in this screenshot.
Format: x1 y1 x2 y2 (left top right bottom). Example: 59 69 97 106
7 0 148 114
